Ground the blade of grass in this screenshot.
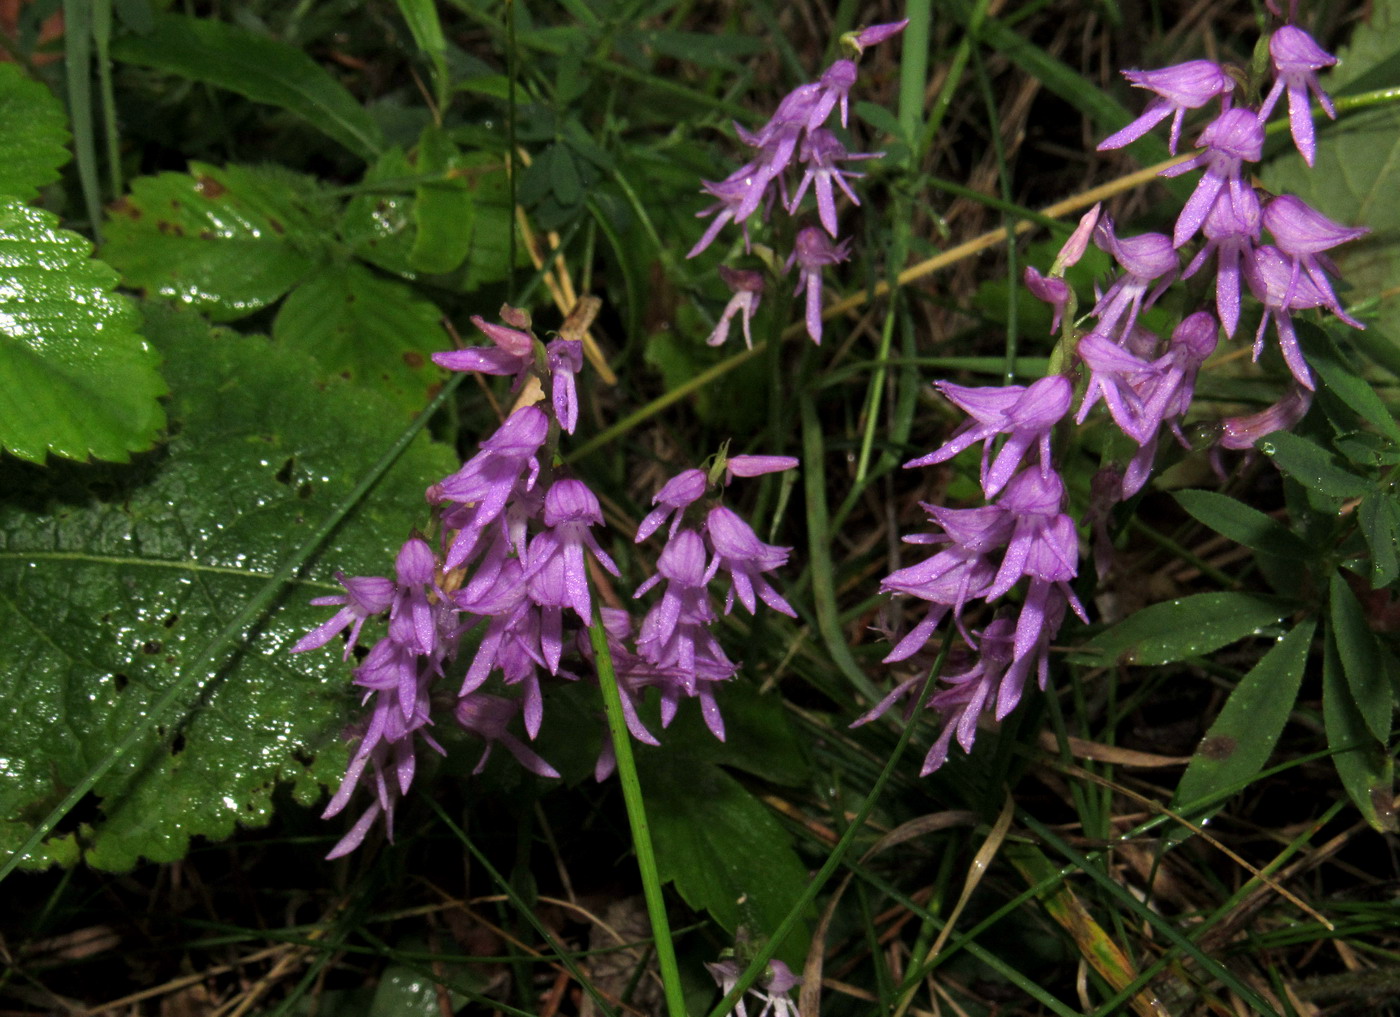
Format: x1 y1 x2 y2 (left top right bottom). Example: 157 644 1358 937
62 0 101 238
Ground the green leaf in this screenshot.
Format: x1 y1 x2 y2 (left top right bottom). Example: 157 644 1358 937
0 304 456 870
340 147 419 280
1260 0 1400 341
1323 622 1397 832
1359 493 1400 588
1330 570 1394 742
1299 321 1400 443
394 0 449 109
640 749 811 966
410 126 474 275
104 163 332 322
272 263 447 415
0 199 166 464
1172 618 1315 822
1074 592 1294 667
1171 489 1309 557
110 11 384 160
0 62 70 200
1259 430 1371 498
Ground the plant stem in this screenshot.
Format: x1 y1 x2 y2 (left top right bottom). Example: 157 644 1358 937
588 609 688 1017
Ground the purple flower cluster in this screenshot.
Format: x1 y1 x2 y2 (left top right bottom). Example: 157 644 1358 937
874 10 1368 773
692 20 906 346
293 310 798 854
590 454 799 779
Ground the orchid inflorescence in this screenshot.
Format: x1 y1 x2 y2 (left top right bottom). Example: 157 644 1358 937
869 6 1367 774
292 308 797 857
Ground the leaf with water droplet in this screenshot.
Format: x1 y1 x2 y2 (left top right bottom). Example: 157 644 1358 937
1323 620 1397 832
0 199 166 463
1171 489 1309 558
1172 618 1315 834
1329 570 1394 742
1260 430 1370 499
1072 592 1295 668
0 303 455 870
103 163 334 322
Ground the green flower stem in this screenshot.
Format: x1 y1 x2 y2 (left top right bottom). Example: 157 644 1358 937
587 607 687 1017
705 639 951 1017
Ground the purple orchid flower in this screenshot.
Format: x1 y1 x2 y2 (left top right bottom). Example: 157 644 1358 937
1258 26 1338 166
789 226 850 345
1098 60 1234 155
707 266 766 349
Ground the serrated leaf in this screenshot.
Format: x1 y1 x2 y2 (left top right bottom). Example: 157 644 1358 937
110 11 384 160
1172 619 1315 823
0 62 69 200
1074 592 1294 667
0 199 166 464
1330 570 1394 742
0 304 456 870
1323 622 1397 832
1171 489 1308 557
640 750 810 967
1260 0 1400 341
104 163 332 322
272 263 447 414
1259 430 1371 498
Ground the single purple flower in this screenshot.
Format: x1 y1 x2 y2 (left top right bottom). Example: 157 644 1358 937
725 454 799 480
546 338 583 434
704 505 796 617
525 478 620 626
788 129 876 236
1160 108 1263 248
637 468 708 542
433 314 534 378
706 958 801 1017
1243 243 1357 389
1091 220 1179 342
809 60 858 131
1183 193 1261 337
1258 26 1338 166
904 375 1073 498
789 226 850 345
854 19 910 51
707 266 766 349
1098 60 1234 155
688 168 766 259
292 572 394 658
1220 384 1313 449
455 693 560 778
1024 266 1071 335
1264 195 1368 314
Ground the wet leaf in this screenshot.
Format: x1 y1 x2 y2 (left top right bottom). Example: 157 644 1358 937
0 304 455 870
0 62 70 200
1172 619 1315 824
1259 430 1370 499
0 199 166 464
272 262 447 416
340 147 419 280
410 126 474 275
1073 593 1295 668
640 749 811 967
1323 622 1397 832
1171 489 1308 557
1329 571 1394 742
103 163 333 322
111 11 384 160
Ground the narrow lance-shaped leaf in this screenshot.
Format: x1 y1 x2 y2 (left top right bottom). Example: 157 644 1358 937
1323 620 1397 832
1072 593 1295 667
1330 570 1395 743
1171 489 1309 557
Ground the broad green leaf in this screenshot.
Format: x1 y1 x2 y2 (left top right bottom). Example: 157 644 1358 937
640 749 811 967
340 147 419 280
0 62 69 200
0 199 166 464
110 11 384 160
0 304 456 870
1172 619 1315 822
1074 593 1294 667
410 126 474 275
1259 430 1371 498
1323 623 1397 832
1260 0 1400 340
1330 570 1394 742
272 263 447 415
104 163 332 321
1359 493 1400 588
1171 489 1308 557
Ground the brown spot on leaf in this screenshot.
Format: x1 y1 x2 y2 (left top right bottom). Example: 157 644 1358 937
402 351 424 368
1198 735 1237 761
195 174 227 198
110 197 139 218
157 221 185 237
268 216 285 234
199 229 215 241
